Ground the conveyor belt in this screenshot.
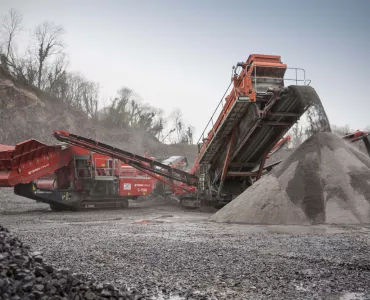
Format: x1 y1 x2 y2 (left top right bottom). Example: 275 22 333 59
200 85 320 180
199 98 252 164
53 130 198 186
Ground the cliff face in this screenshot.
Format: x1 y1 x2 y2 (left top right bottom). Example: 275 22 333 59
0 66 197 163
0 66 150 151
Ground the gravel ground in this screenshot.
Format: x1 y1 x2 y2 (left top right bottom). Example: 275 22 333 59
1 190 370 300
0 224 139 300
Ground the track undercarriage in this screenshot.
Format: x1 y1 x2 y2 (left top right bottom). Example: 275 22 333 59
14 183 130 211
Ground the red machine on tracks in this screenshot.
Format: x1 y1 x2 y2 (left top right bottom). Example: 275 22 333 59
2 54 367 210
0 141 156 210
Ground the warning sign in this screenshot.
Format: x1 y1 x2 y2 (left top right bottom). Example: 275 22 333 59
123 183 131 190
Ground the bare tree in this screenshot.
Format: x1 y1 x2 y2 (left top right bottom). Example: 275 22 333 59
161 128 175 143
128 99 141 127
170 109 184 142
33 22 64 88
61 72 100 118
0 8 23 59
10 51 38 85
166 108 196 144
185 125 194 144
65 72 85 109
150 109 165 139
82 81 99 119
99 87 134 128
45 53 69 95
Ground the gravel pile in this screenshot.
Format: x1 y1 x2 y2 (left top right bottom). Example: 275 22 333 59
211 132 370 225
0 225 139 300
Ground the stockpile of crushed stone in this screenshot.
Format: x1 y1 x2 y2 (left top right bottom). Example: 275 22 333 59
211 132 370 225
0 225 139 300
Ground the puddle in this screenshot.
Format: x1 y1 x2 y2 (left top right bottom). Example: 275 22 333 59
40 217 123 225
265 225 351 235
339 292 367 300
155 214 174 218
132 219 165 225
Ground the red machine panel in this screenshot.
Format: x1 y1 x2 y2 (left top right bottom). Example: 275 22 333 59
0 139 72 187
119 177 154 197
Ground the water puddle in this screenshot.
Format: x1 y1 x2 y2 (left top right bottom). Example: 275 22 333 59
339 292 367 300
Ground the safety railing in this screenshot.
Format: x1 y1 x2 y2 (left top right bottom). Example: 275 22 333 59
196 64 310 151
252 67 306 93
94 158 115 177
196 81 234 152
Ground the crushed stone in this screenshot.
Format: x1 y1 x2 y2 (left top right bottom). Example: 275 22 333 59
211 132 370 224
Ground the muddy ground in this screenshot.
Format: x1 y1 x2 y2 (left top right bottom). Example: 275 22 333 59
1 189 370 300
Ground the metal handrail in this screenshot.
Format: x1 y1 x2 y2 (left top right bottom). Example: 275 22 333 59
196 81 233 145
94 158 115 177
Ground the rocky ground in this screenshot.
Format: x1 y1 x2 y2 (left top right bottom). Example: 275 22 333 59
1 190 370 300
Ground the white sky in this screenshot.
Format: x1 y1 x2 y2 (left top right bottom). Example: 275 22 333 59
1 0 369 141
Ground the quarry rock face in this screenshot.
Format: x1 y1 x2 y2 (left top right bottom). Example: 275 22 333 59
211 132 370 225
0 66 199 162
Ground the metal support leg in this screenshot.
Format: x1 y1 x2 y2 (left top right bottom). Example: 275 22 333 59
256 152 269 181
207 173 212 201
217 130 236 199
168 169 174 196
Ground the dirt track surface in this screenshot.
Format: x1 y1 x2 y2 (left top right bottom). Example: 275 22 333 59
1 194 370 299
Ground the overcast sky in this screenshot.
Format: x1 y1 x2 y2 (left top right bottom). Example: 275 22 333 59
1 0 369 139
